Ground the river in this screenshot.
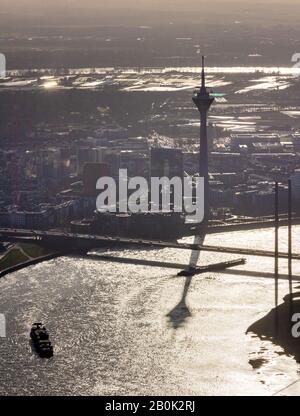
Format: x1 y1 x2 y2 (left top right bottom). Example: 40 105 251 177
0 227 300 396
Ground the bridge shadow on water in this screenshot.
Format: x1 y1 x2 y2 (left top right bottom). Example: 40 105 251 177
80 233 203 331
166 269 300 331
85 253 187 270
75 242 300 339
83 247 195 329
247 290 300 363
166 233 206 330
166 276 193 329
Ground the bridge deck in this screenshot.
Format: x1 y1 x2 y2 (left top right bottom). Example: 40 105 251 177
1 228 300 261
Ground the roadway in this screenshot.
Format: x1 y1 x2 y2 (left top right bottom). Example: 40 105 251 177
1 227 300 261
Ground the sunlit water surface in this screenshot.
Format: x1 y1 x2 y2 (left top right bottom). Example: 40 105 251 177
0 227 300 396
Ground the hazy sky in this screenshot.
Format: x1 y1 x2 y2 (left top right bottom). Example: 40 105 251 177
0 0 299 27
0 0 298 13
1 0 299 68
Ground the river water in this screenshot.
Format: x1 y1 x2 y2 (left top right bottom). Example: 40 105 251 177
0 227 300 396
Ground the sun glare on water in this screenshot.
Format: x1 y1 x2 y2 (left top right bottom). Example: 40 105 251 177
43 81 58 89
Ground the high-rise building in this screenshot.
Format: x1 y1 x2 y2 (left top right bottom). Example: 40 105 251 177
150 148 183 179
150 148 184 211
82 163 110 197
120 150 150 178
291 169 300 201
38 148 62 187
77 148 98 175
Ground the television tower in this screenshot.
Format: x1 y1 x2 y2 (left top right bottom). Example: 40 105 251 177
193 56 214 223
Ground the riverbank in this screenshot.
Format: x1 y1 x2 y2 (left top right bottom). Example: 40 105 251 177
0 243 61 278
208 217 300 234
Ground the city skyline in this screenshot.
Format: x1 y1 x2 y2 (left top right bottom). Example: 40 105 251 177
1 0 300 400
